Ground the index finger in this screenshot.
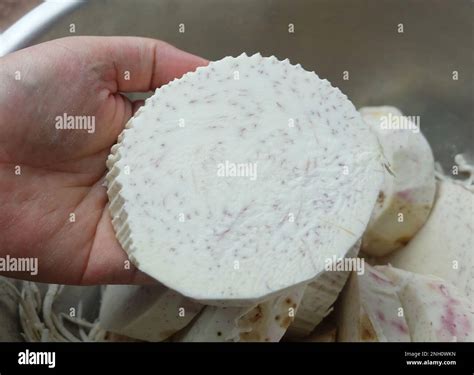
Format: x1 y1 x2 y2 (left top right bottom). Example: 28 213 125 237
52 36 209 93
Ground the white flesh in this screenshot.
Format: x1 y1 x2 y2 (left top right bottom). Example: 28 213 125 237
359 106 435 256
106 53 383 304
386 179 473 298
379 266 474 342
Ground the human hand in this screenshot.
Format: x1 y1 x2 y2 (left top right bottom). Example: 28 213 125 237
0 36 208 285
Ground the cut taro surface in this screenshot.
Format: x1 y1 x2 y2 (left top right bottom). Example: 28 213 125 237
106 53 384 305
359 106 436 257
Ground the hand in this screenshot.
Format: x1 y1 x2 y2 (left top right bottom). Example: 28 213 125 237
0 36 208 285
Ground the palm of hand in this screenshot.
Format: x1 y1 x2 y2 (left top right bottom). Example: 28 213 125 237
0 37 207 285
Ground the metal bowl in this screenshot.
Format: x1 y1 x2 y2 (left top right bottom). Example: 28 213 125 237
0 0 471 342
2 0 472 168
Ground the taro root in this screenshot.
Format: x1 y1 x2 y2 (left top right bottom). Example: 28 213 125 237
359 106 436 256
380 266 474 342
336 264 410 342
287 241 361 338
173 286 305 342
99 285 203 342
337 263 474 342
387 179 473 298
106 53 383 305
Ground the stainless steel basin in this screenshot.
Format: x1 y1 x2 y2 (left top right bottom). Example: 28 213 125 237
0 0 472 343
3 0 473 167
